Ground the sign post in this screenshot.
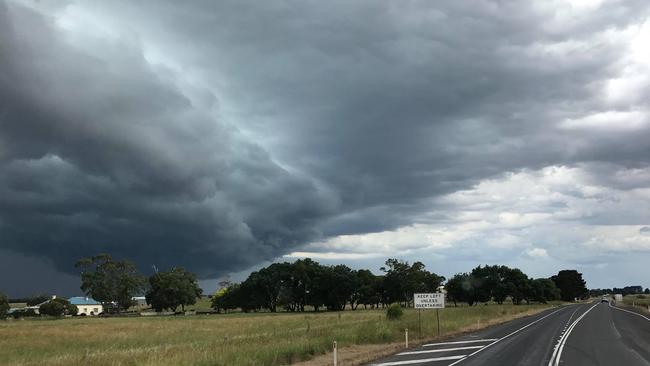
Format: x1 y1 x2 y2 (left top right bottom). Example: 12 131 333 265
414 293 445 337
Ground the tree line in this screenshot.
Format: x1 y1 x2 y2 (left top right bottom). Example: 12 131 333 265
211 258 444 312
445 266 565 306
0 254 590 319
212 259 588 312
76 254 202 313
589 286 650 297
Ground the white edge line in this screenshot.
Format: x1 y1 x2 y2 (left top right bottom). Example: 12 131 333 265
398 345 484 355
447 306 570 366
609 303 650 322
422 339 499 347
372 355 466 366
550 302 599 366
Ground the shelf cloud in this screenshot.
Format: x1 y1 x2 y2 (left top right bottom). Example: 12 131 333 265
1 0 650 295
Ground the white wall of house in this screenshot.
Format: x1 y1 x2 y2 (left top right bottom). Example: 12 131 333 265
78 305 103 315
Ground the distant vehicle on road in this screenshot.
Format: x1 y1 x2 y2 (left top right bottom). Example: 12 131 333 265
601 296 609 303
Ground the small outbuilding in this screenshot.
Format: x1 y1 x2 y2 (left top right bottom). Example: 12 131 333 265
69 297 103 315
132 296 147 307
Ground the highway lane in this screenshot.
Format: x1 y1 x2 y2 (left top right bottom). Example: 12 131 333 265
367 301 650 366
560 302 650 366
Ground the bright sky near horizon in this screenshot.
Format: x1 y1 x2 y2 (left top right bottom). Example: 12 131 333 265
1 0 649 296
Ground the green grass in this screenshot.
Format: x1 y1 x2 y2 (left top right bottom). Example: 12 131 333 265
0 304 553 366
185 297 213 311
128 297 214 313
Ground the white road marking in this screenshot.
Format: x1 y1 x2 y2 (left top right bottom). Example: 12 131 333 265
447 306 570 366
422 339 498 347
398 346 484 355
372 355 466 366
609 303 650 322
547 302 599 366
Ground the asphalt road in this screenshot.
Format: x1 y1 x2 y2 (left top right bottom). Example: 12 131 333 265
367 301 650 366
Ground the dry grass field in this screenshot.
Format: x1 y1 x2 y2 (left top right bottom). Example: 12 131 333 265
621 294 650 310
0 304 553 366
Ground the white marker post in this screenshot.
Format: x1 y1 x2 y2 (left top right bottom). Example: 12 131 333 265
405 328 409 348
333 341 337 366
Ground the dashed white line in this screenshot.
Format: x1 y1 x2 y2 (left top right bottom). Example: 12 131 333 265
422 339 498 347
372 355 466 366
398 346 484 355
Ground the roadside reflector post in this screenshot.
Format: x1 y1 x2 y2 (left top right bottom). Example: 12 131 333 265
405 328 409 348
333 341 337 366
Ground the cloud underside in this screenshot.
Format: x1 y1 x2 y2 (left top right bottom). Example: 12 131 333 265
1 0 650 284
291 165 650 264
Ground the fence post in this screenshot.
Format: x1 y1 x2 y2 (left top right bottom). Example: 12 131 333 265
405 328 409 348
333 341 337 366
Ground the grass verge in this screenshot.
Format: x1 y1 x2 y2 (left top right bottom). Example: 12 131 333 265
621 294 650 313
0 304 553 366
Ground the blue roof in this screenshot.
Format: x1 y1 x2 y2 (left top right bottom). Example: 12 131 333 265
69 296 101 305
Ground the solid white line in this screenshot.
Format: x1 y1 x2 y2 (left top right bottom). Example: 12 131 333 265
447 306 569 366
372 355 466 366
398 345 484 355
422 339 498 347
609 303 650 322
546 305 581 366
548 302 599 366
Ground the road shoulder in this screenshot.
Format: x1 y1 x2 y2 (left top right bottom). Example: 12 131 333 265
292 305 558 366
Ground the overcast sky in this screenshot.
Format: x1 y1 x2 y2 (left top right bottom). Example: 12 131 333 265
2 0 650 297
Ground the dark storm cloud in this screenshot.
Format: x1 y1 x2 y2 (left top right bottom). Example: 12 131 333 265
115 0 650 237
0 2 335 278
1 0 650 289
93 0 650 208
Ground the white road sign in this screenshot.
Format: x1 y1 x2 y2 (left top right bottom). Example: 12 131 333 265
414 293 445 309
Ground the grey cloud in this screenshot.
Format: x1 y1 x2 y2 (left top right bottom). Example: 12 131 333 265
0 250 80 297
90 0 650 212
0 2 334 279
2 0 650 291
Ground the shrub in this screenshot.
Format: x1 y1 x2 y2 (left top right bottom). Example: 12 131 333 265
0 292 9 319
40 298 78 317
39 301 65 317
26 295 51 306
386 303 403 320
11 308 38 319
